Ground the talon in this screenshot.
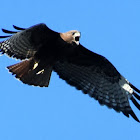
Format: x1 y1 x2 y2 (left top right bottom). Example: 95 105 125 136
36 69 44 75
33 62 38 70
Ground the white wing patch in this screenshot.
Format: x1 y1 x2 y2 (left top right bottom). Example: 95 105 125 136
122 83 133 94
119 76 133 97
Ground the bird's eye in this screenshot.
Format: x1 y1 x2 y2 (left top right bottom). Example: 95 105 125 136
72 32 75 35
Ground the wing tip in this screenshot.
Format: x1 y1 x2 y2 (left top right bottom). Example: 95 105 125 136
129 110 140 123
133 92 140 100
0 35 11 38
129 82 140 94
130 96 140 110
13 25 25 30
2 28 17 34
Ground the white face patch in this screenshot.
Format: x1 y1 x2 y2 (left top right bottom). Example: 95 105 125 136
73 32 81 45
74 32 80 37
74 40 79 45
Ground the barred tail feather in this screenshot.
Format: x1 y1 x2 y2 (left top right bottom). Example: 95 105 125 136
7 59 52 87
7 59 33 78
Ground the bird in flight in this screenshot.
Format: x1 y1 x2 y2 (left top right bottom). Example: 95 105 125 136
0 23 140 122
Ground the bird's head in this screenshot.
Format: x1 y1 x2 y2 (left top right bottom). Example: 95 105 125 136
60 30 81 45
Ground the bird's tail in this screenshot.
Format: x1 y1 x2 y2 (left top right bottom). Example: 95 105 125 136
7 58 52 87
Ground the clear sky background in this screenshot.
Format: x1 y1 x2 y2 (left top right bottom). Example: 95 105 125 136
0 0 140 140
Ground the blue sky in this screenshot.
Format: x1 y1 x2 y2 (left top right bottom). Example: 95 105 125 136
0 0 140 140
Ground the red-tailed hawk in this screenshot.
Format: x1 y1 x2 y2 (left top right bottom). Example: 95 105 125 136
0 23 140 122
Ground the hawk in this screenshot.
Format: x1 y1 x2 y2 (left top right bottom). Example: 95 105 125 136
0 23 140 122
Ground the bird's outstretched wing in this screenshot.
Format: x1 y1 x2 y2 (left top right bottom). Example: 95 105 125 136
0 23 54 60
53 44 140 122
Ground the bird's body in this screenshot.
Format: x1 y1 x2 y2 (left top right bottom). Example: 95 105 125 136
0 23 140 122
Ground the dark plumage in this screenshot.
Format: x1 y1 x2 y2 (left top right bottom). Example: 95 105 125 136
0 23 140 122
